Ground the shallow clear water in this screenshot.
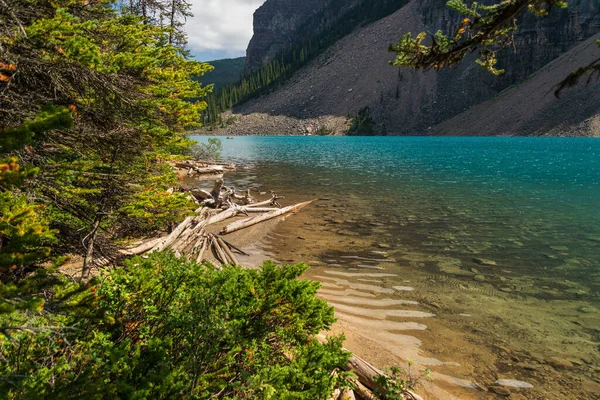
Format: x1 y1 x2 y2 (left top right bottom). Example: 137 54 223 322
191 135 600 399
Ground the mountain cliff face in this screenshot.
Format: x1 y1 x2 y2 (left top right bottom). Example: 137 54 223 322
245 0 334 70
233 0 600 136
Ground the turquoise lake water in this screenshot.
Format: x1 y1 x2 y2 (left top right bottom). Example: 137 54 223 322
191 136 600 398
193 136 600 289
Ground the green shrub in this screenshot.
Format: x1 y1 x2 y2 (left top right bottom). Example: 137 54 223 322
316 126 335 136
347 107 375 136
373 363 426 400
187 137 223 160
1 252 349 399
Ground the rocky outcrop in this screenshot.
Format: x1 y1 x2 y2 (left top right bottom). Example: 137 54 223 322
235 0 599 136
245 0 333 71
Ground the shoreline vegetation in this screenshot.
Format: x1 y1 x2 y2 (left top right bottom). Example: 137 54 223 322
126 158 426 400
0 0 423 396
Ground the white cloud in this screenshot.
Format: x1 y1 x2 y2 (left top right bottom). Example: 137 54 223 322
185 0 266 60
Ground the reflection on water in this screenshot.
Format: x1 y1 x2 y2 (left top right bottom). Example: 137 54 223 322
190 136 600 399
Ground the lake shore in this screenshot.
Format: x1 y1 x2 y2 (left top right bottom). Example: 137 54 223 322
187 135 600 399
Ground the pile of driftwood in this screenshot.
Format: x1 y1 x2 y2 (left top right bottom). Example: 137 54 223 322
174 159 236 177
122 178 312 266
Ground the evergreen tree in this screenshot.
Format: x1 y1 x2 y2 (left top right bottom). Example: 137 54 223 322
1 0 212 278
0 108 72 279
0 3 352 400
163 0 192 49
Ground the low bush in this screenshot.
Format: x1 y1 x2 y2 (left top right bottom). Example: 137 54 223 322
347 107 375 136
1 252 349 399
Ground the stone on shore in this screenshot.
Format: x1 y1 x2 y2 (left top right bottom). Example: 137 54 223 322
495 379 534 389
473 258 497 266
489 385 511 396
550 245 569 251
547 357 574 369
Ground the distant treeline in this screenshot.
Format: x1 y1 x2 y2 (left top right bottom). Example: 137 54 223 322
201 0 410 126
196 57 245 91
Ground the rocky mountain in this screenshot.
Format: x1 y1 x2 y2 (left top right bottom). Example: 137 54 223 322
245 0 334 70
224 0 600 136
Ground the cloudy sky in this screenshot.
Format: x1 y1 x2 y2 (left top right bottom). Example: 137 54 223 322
185 0 266 62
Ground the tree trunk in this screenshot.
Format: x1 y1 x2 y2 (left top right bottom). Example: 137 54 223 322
316 334 424 400
210 235 227 266
196 237 208 263
121 236 166 255
81 218 101 281
169 0 175 44
152 216 195 252
221 200 314 235
175 163 224 174
247 194 284 208
221 239 249 256
141 0 147 22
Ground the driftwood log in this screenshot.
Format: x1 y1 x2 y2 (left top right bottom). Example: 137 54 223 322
247 193 285 208
194 159 236 168
175 160 236 175
220 200 314 235
145 200 311 264
175 159 235 177
317 334 424 400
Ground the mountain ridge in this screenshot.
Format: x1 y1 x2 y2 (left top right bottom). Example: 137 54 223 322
199 57 245 90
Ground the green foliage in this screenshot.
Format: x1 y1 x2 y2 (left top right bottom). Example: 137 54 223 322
347 107 375 136
317 126 335 136
1 0 213 263
187 137 223 160
0 106 72 277
0 252 350 398
389 0 568 75
0 157 38 191
118 165 196 233
1 3 355 400
0 106 72 154
197 57 246 90
0 193 57 276
0 106 72 192
373 364 420 400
